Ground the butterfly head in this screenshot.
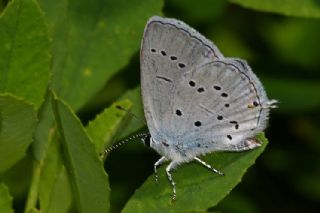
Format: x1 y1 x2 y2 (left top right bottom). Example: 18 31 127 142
141 133 151 147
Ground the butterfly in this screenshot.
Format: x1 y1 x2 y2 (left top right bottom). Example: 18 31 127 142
137 16 277 200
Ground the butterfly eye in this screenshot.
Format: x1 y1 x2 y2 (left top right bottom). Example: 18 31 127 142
142 134 151 147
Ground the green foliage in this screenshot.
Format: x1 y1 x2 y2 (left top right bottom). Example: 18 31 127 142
0 182 13 213
0 0 319 212
86 99 132 153
263 77 320 112
52 93 110 213
0 94 37 173
0 0 50 109
262 18 320 69
229 0 320 18
165 0 226 24
123 134 267 213
117 87 145 137
38 0 163 111
37 133 72 213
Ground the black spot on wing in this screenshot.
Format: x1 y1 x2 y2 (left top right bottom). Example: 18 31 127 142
160 50 167 56
189 80 196 87
176 109 182 116
194 121 202 127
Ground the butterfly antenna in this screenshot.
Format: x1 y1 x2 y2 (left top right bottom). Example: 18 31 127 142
105 132 148 154
115 105 147 125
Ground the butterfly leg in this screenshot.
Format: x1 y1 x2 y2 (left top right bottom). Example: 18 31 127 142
194 157 224 176
154 156 167 183
166 161 179 201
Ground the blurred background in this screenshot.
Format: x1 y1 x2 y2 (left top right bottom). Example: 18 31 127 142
79 0 320 212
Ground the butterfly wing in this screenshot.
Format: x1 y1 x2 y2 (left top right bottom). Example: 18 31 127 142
170 59 275 157
141 16 223 141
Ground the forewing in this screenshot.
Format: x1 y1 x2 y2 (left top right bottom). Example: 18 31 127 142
140 16 223 139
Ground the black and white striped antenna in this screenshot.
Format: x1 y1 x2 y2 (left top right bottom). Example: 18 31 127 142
104 132 149 154
104 105 149 155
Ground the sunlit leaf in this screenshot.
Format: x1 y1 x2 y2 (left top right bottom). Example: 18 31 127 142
86 99 132 154
0 0 50 109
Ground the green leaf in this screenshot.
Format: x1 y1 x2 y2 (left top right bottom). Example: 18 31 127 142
0 94 37 173
123 134 268 213
0 154 33 201
0 0 50 109
39 0 163 110
38 133 73 213
42 166 73 213
32 91 55 161
86 99 132 154
0 182 13 213
51 92 109 213
37 98 133 213
228 0 320 18
25 92 72 213
215 191 259 213
27 208 41 213
118 87 145 138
